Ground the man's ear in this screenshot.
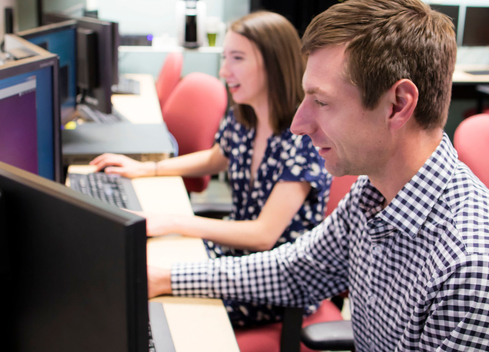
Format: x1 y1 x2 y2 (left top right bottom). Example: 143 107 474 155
387 79 418 131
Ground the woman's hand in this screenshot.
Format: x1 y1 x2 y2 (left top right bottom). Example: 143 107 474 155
90 153 155 178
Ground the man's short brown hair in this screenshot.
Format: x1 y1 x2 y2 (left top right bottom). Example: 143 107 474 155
302 0 457 130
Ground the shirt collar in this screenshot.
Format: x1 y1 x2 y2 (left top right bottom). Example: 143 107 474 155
361 133 458 239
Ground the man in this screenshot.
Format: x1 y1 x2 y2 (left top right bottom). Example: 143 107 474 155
148 0 489 350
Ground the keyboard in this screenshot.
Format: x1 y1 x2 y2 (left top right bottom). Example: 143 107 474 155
77 104 130 124
148 302 176 352
68 172 143 211
112 76 141 95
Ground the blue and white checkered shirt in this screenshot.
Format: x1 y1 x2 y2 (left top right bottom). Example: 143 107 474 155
172 133 489 351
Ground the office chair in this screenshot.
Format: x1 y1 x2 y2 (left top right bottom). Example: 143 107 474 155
162 71 227 195
235 175 359 352
454 113 489 188
155 52 184 110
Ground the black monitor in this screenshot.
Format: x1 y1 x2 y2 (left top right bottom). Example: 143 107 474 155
43 13 115 114
430 4 460 38
462 6 489 47
0 35 62 183
0 161 148 352
17 20 78 125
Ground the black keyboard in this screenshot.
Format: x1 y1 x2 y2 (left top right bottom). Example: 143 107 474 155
148 323 156 352
68 172 143 211
77 104 130 124
148 302 176 352
112 76 141 95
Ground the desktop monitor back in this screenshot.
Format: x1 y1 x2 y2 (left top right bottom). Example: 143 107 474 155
43 12 115 114
462 6 489 47
0 35 62 183
0 161 148 352
17 20 78 125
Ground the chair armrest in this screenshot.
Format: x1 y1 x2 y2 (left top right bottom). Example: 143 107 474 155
476 85 489 96
301 320 355 351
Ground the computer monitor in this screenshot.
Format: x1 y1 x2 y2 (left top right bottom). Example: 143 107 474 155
0 161 148 352
0 35 62 183
429 4 460 39
17 20 78 125
462 6 489 47
43 12 115 114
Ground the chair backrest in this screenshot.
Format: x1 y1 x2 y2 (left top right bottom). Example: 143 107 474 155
162 72 227 193
325 175 358 217
155 52 184 110
454 113 489 188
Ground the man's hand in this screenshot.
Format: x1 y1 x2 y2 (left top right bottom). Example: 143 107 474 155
147 266 172 298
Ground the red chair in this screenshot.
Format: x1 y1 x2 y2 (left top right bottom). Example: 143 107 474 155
235 175 359 352
454 113 489 188
235 300 344 352
162 72 227 193
155 52 184 111
325 175 359 217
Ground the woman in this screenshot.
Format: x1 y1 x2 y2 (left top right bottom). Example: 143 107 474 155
91 11 331 327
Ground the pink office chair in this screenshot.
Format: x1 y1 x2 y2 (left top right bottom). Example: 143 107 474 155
235 176 359 352
454 113 489 188
155 52 184 110
162 72 227 193
325 175 359 217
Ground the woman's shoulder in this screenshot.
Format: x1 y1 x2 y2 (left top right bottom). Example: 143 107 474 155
274 129 315 151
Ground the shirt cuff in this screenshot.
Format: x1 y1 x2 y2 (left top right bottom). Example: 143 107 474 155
171 261 212 297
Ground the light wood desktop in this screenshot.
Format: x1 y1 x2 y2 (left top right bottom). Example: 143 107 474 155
453 64 489 84
67 165 240 352
112 73 164 124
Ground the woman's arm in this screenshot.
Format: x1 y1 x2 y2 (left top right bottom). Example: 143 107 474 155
90 144 228 178
144 180 311 251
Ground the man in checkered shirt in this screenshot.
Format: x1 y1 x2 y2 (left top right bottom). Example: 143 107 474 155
148 0 489 350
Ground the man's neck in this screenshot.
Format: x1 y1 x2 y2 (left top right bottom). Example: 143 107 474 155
369 128 443 207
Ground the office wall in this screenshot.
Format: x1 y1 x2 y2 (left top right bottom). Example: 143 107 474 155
16 0 86 31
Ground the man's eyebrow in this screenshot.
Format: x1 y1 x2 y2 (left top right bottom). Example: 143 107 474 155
305 87 327 95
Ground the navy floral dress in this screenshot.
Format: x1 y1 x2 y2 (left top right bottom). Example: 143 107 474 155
205 110 332 327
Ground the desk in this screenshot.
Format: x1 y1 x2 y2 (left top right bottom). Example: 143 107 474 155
452 64 489 99
68 166 240 352
112 73 163 124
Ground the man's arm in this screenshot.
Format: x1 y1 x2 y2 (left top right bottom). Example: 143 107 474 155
147 266 172 297
420 253 489 351
166 215 351 307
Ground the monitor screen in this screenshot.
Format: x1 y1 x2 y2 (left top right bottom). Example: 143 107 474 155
0 35 62 182
462 6 489 47
430 4 459 38
17 21 78 125
0 161 148 352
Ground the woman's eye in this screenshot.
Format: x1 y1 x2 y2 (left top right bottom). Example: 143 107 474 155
315 100 327 107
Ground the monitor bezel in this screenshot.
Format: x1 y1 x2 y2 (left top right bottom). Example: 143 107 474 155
0 160 148 352
1 35 62 183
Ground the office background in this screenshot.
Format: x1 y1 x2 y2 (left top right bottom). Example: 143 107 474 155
8 0 489 141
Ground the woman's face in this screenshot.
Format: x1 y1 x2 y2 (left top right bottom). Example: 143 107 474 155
219 31 268 108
